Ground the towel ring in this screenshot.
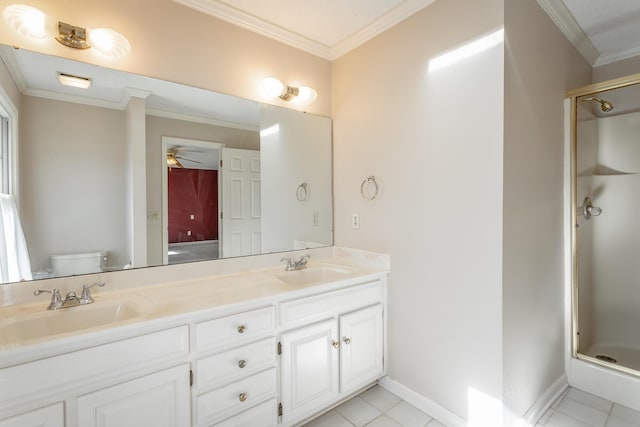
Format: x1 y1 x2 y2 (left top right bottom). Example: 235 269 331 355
296 182 310 202
360 176 378 201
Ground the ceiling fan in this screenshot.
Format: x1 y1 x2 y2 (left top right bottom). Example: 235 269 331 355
166 147 201 169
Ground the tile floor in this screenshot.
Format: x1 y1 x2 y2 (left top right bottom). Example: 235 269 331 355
303 385 640 427
303 385 446 427
537 387 640 427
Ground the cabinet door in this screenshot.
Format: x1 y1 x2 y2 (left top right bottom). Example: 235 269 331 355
0 403 63 427
280 319 338 424
77 364 190 427
340 304 384 392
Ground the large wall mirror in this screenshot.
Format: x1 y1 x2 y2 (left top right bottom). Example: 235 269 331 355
0 44 332 284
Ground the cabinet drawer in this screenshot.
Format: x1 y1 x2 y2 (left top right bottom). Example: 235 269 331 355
195 307 275 352
213 398 277 427
197 368 277 424
279 281 382 328
0 402 64 427
197 338 276 388
0 326 188 405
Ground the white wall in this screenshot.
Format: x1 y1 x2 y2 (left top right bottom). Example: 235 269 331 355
19 96 128 271
502 0 591 418
260 105 332 253
333 0 505 420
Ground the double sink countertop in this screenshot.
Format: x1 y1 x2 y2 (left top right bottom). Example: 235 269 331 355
0 247 390 365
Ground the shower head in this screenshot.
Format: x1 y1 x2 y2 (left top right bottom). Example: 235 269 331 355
582 96 613 113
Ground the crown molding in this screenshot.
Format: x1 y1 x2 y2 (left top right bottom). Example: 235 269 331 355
536 0 599 66
330 0 437 59
0 47 28 93
174 0 437 61
173 0 332 59
24 88 123 110
595 45 640 67
146 108 259 132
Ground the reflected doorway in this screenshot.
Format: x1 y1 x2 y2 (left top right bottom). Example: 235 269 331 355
161 137 222 264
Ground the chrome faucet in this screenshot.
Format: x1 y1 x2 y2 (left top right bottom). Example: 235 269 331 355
34 282 105 310
281 255 311 271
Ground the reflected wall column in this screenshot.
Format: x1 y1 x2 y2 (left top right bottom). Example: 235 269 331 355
125 89 150 268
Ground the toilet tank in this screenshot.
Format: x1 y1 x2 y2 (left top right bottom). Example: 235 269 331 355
50 251 108 276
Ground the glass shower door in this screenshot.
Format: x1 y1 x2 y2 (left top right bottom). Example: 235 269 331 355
574 82 640 374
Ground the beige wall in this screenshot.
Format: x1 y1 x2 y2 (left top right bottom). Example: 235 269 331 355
0 0 332 116
145 114 259 265
503 0 591 419
333 0 505 420
19 96 128 271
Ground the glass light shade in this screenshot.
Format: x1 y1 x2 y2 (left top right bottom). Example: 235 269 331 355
87 28 131 58
260 77 285 99
3 4 55 39
295 86 318 105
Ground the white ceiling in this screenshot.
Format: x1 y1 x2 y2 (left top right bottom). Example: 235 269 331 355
175 0 640 66
537 0 640 67
173 0 437 60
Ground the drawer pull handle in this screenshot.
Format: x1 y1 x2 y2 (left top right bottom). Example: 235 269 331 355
239 392 248 402
343 337 351 345
332 340 340 349
237 325 247 334
238 359 247 368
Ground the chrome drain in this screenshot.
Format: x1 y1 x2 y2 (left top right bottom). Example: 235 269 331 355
595 354 618 363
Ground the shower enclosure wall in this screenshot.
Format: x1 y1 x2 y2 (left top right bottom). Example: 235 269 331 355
566 74 640 411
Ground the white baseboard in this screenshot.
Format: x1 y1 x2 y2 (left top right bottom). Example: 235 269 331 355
522 374 568 425
379 374 568 427
377 376 467 427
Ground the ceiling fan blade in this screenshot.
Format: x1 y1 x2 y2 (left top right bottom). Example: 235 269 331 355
176 156 202 164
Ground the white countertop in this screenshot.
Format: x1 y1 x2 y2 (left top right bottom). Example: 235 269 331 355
0 247 389 365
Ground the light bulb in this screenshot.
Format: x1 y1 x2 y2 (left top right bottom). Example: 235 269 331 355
295 86 318 105
3 4 55 39
260 77 285 99
87 28 131 58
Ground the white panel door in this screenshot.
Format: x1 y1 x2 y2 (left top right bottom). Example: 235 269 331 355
77 364 190 427
280 319 339 424
221 148 261 257
0 403 64 427
339 305 384 392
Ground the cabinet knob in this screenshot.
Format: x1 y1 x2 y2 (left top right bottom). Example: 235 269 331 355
332 340 340 349
237 325 247 334
343 337 351 345
239 392 248 402
238 359 247 368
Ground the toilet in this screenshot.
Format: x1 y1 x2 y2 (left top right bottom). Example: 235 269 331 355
50 251 108 277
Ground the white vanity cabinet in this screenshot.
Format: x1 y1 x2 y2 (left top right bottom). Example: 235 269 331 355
279 281 385 426
0 403 64 427
192 306 278 426
0 326 190 427
76 364 190 427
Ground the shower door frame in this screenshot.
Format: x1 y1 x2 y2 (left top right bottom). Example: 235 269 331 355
565 72 640 408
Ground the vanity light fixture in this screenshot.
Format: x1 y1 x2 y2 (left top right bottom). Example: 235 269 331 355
58 72 91 89
260 77 317 105
3 4 131 58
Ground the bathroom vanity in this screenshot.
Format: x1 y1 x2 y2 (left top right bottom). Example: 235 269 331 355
0 247 389 427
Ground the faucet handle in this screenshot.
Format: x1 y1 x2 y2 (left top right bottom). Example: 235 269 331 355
280 257 295 271
80 282 105 304
34 288 63 310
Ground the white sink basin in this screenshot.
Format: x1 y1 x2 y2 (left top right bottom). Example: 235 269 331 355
277 265 352 285
0 301 144 344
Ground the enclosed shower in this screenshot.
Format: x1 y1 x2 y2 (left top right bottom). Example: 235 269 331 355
567 74 640 409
